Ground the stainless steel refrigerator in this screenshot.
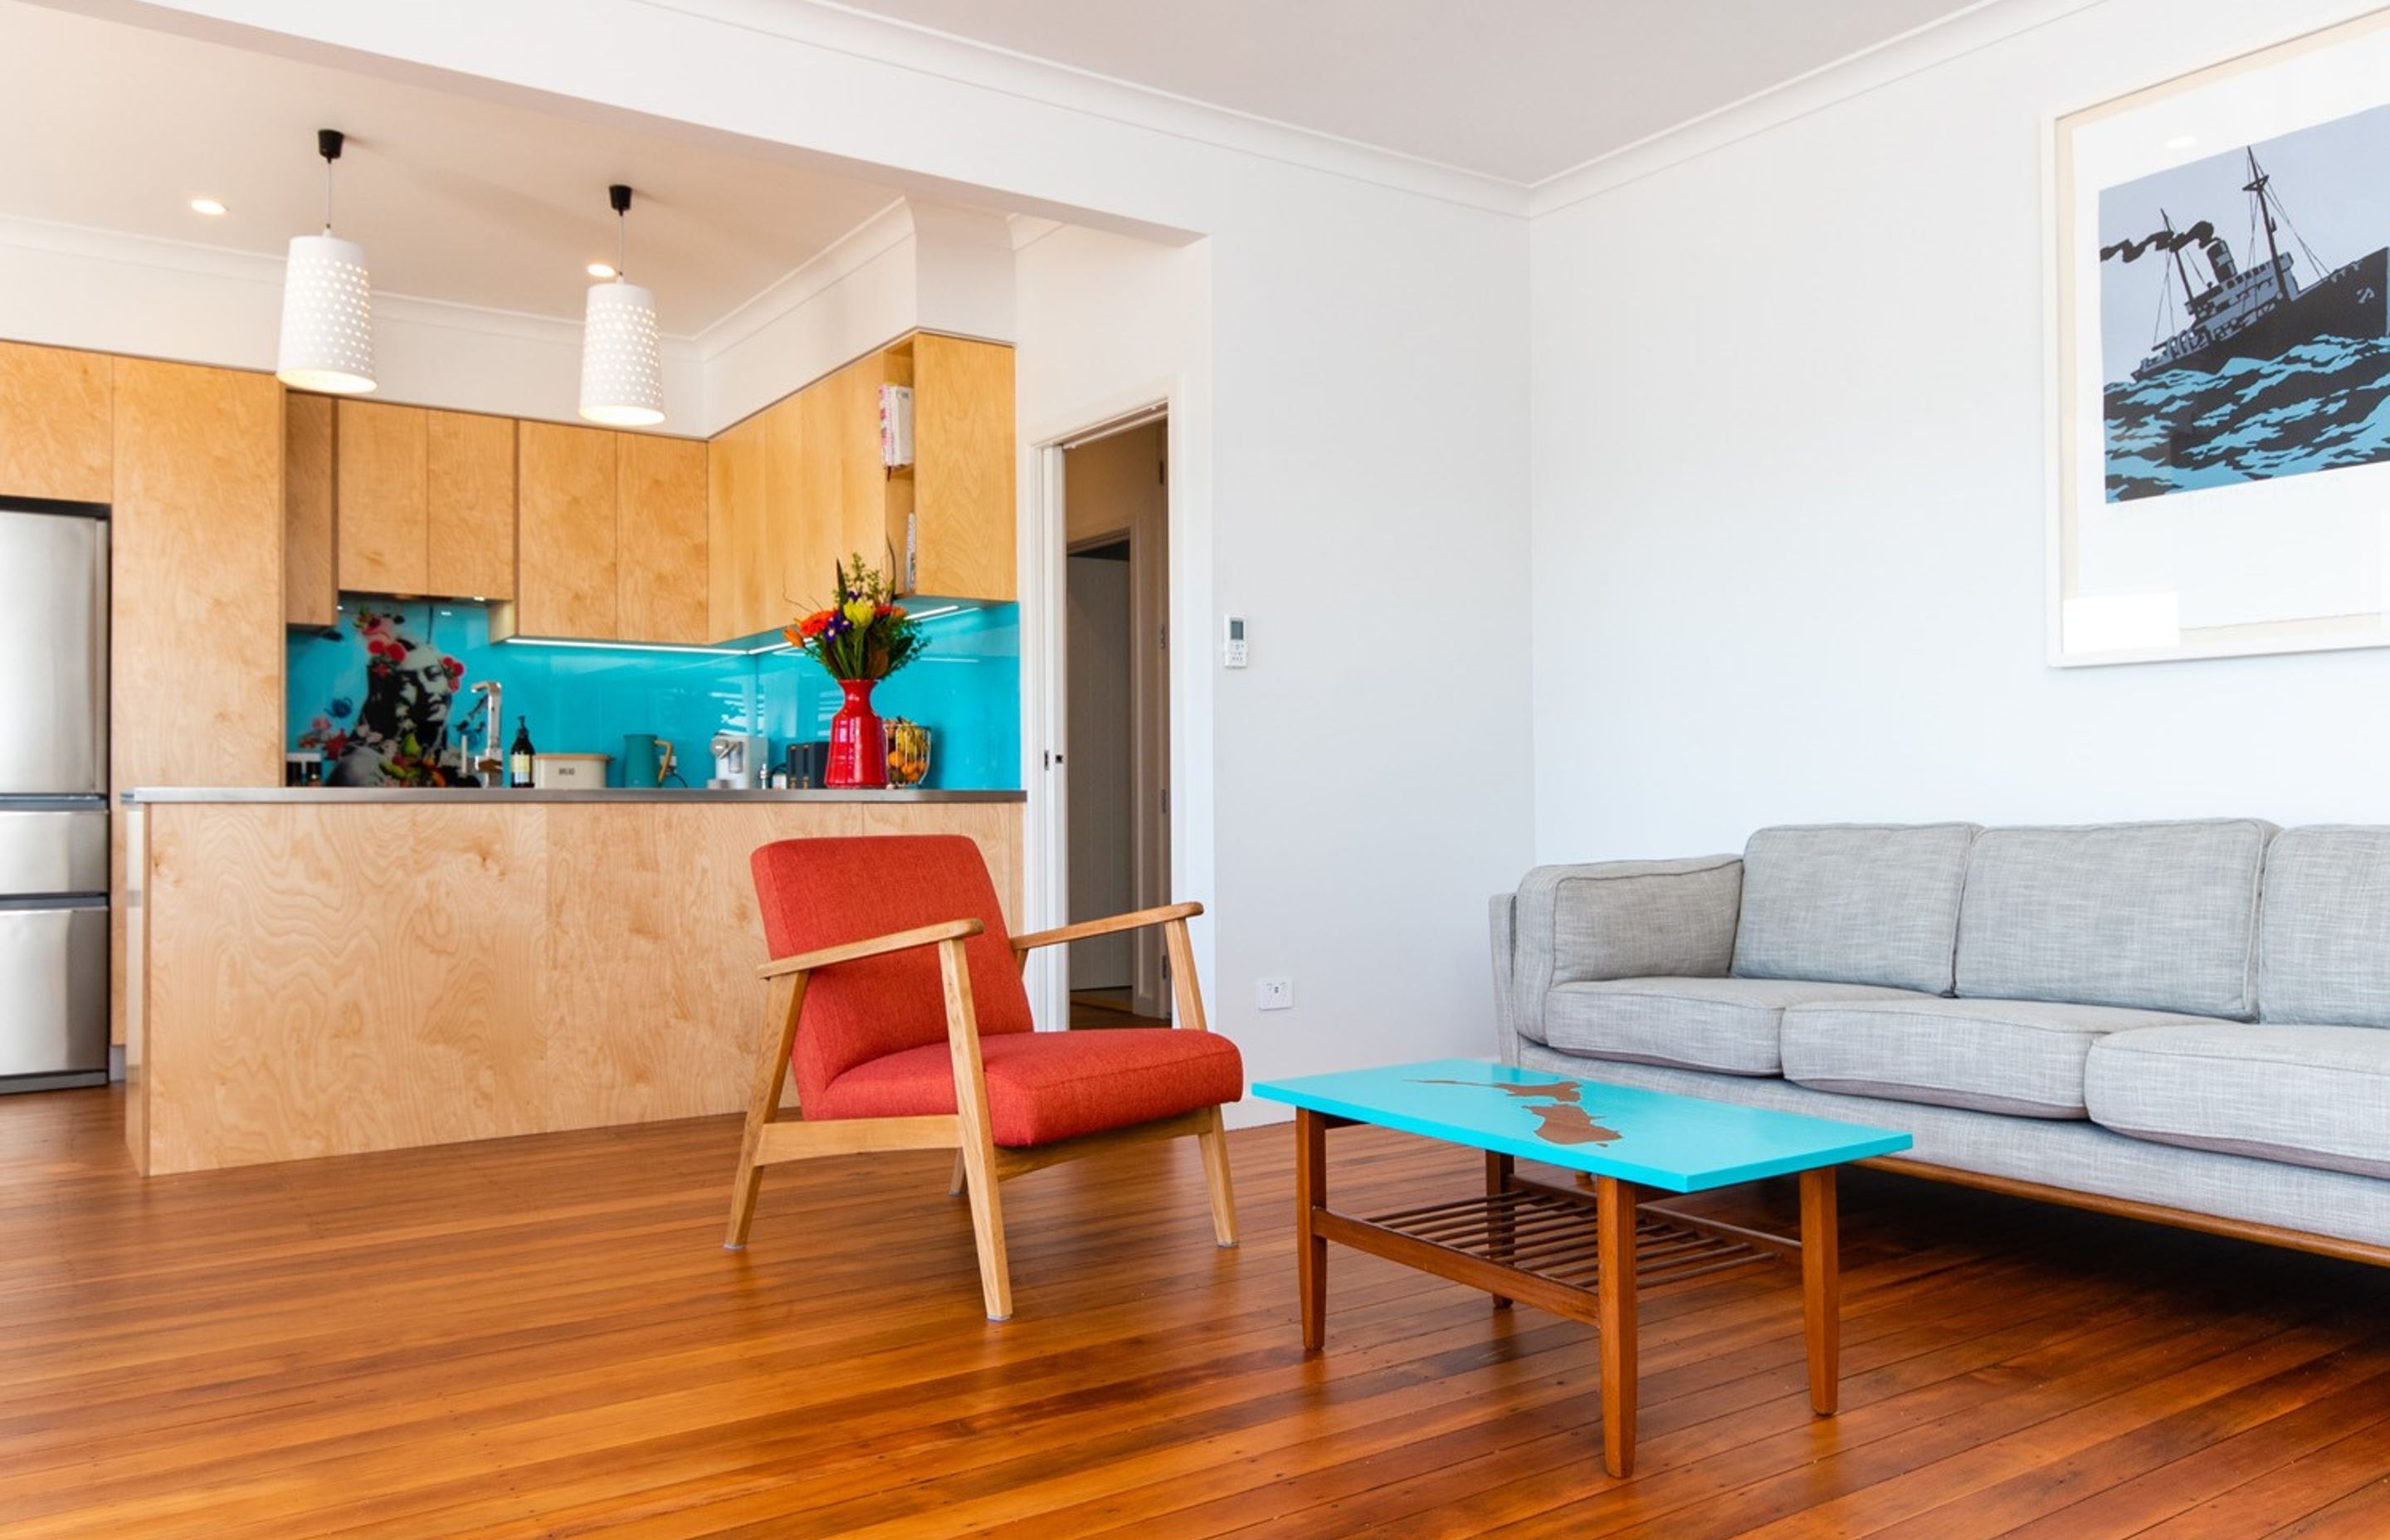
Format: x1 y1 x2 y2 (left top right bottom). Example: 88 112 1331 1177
0 497 109 1092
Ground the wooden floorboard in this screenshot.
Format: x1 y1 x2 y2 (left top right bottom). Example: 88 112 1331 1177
2 1088 2388 1537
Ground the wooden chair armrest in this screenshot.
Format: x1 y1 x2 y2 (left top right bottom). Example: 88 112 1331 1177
1011 901 1204 956
757 918 986 980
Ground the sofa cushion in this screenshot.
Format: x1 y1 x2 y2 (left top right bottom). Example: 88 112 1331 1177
1731 823 1977 995
1954 820 2273 1020
1510 857 1744 1043
2259 826 2390 1027
2085 1023 2390 1181
1543 977 1932 1077
1781 997 2220 1120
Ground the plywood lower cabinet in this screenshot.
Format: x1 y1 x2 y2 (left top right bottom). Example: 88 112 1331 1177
124 797 1024 1173
0 341 112 503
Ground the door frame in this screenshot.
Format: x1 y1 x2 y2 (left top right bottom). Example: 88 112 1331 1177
1021 383 1191 1032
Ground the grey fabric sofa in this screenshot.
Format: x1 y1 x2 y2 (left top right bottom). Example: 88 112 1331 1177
1490 820 2390 1260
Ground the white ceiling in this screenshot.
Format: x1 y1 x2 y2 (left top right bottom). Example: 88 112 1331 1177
821 0 1991 185
0 2 908 334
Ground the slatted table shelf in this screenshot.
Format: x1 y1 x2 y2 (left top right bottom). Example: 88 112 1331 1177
1328 1175 1792 1325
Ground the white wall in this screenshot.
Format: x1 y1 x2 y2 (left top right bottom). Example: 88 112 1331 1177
103 0 1537 1109
1530 0 2390 862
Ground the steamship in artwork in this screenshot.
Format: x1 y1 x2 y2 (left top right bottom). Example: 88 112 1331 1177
2100 104 2390 503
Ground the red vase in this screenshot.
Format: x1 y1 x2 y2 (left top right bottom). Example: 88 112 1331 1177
826 677 888 788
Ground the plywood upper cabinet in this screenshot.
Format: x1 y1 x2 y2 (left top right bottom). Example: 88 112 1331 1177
513 422 617 640
617 434 707 644
112 360 285 789
758 392 808 631
801 353 898 598
283 392 337 629
334 400 429 594
707 412 769 643
909 334 1016 602
0 342 112 503
426 411 517 602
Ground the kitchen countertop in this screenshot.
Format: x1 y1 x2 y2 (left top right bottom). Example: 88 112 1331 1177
123 787 1027 805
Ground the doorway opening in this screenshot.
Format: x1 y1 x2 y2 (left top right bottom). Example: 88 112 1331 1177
1061 416 1170 1028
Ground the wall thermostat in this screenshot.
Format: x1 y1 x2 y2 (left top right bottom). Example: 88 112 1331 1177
1222 614 1248 669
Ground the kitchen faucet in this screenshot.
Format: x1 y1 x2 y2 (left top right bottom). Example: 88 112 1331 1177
466 680 503 785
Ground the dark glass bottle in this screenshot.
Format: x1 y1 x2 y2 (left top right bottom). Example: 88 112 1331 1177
509 720 536 788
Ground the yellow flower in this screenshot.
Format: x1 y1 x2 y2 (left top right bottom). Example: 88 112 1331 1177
842 598 876 629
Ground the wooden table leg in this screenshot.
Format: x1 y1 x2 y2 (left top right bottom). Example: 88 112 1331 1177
1801 1165 1841 1416
1487 1151 1515 1310
1596 1175 1639 1478
1296 1108 1328 1352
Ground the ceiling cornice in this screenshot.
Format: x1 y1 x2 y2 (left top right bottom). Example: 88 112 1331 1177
637 0 1536 217
687 197 912 359
1524 0 2116 217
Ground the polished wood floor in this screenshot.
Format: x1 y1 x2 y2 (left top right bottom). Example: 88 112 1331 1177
7 1087 2390 1538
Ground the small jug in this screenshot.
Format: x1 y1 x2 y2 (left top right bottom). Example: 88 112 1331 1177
621 734 668 788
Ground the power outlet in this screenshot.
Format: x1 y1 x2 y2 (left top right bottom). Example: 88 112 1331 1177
1256 977 1294 1011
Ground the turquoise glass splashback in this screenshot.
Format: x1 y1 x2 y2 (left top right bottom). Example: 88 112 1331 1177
287 598 1021 789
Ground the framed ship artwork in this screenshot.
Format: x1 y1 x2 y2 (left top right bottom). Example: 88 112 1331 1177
2051 11 2390 665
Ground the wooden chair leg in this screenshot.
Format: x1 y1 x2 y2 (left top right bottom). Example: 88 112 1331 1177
724 972 807 1250
1198 1105 1238 1247
949 1150 968 1196
940 938 1012 1321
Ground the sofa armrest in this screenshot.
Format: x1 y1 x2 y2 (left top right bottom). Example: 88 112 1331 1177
1490 892 1520 1065
1506 856 1744 1044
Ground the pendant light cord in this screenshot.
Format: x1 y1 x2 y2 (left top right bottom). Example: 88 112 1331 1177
316 129 346 236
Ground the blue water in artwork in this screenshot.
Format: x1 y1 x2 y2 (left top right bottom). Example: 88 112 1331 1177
2105 336 2390 502
287 598 1020 789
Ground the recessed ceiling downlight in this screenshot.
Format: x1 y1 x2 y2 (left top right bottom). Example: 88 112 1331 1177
188 197 228 217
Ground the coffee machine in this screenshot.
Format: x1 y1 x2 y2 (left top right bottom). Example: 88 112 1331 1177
706 733 769 789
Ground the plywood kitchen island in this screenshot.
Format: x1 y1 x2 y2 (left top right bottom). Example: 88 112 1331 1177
120 788 1024 1174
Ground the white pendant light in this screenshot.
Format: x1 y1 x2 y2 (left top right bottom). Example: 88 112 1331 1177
276 129 376 395
578 183 665 427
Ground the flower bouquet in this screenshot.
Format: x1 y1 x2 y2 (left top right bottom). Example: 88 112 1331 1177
784 556 920 787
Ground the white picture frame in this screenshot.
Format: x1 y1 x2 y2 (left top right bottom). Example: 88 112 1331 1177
2050 10 2390 666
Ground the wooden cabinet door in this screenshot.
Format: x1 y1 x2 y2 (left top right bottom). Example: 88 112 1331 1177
616 434 707 644
910 334 1015 601
112 360 285 788
706 411 769 643
0 342 111 502
759 392 812 632
283 392 337 628
515 421 617 639
426 410 517 602
334 400 429 594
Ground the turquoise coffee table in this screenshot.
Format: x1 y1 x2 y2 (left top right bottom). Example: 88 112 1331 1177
1252 1058 1912 1477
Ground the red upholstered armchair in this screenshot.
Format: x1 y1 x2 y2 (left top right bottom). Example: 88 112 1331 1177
725 834 1243 1320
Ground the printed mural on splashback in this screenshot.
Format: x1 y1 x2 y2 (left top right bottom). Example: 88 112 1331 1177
2100 105 2390 503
